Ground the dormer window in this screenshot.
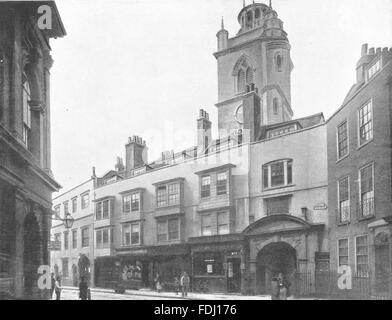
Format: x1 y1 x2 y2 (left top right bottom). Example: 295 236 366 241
367 59 381 81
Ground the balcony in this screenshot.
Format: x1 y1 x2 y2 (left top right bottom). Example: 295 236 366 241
358 197 375 220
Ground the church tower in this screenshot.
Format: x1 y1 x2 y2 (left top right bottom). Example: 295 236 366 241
214 1 294 141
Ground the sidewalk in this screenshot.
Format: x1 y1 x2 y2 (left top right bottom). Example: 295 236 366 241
62 286 270 300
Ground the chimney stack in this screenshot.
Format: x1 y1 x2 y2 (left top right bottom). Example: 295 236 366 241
115 157 124 172
125 135 148 172
197 109 212 156
356 43 373 84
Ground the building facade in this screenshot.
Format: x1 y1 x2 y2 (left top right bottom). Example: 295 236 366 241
0 1 65 299
51 179 95 287
327 45 392 298
50 2 329 295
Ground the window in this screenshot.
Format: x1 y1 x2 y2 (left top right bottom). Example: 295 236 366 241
237 69 246 92
266 196 290 215
255 8 260 18
201 176 211 198
72 229 77 249
367 59 381 80
273 98 279 115
54 233 61 249
338 238 349 267
271 162 284 186
63 201 69 215
81 228 89 247
246 67 253 85
201 214 212 236
62 258 69 278
102 200 109 219
168 218 179 240
267 125 297 138
131 223 140 245
131 193 140 211
263 160 293 188
356 235 369 273
216 172 228 195
81 193 89 209
157 218 179 242
63 231 69 250
359 164 374 218
276 54 283 71
359 101 373 146
337 121 349 159
95 202 102 220
168 184 180 206
54 205 60 218
71 197 77 213
338 177 350 223
157 186 167 207
217 211 229 235
96 200 110 220
22 74 31 150
194 253 225 276
123 194 131 213
96 228 110 249
201 212 229 236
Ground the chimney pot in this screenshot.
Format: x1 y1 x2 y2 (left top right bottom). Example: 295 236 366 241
361 44 368 56
383 47 388 53
376 47 381 54
369 47 375 55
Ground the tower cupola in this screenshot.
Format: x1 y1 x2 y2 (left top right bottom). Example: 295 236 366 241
237 2 271 34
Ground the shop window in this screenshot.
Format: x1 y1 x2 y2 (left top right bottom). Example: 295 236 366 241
194 253 225 276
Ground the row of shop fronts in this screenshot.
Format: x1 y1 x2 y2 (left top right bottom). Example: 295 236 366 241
93 214 326 295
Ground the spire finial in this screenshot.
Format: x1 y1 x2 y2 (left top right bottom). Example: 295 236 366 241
243 0 246 8
221 16 225 30
269 0 272 8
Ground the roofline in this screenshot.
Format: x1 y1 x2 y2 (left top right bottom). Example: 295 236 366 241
326 59 392 123
52 178 93 201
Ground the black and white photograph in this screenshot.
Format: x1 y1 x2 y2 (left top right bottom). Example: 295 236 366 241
0 0 392 307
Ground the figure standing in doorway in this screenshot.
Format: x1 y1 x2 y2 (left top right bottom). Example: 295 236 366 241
180 272 190 297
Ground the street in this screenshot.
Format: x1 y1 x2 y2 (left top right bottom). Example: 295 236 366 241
55 289 182 300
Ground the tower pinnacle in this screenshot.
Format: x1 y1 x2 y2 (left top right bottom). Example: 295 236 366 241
221 16 225 30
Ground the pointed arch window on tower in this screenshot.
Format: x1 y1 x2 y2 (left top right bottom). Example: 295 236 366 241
255 8 261 19
273 98 279 115
237 69 246 93
276 53 283 72
246 67 254 86
22 73 32 150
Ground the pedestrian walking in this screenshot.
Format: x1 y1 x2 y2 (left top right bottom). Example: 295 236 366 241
180 272 190 297
278 273 290 300
271 276 280 300
154 273 162 293
50 273 56 300
54 276 62 300
79 276 88 300
174 276 180 295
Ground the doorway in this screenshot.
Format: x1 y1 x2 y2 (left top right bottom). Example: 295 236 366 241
256 242 296 295
227 258 241 293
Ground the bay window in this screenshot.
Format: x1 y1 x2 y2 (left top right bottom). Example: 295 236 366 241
216 172 228 195
157 217 179 242
201 211 229 236
96 228 111 249
122 223 140 246
201 176 211 198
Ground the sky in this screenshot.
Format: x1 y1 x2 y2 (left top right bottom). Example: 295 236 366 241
49 0 392 194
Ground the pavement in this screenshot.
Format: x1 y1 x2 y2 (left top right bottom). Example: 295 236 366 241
59 286 272 300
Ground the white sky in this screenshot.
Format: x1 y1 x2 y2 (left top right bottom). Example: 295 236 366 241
50 0 392 194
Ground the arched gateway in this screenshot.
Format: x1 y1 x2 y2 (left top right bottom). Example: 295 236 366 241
243 214 325 296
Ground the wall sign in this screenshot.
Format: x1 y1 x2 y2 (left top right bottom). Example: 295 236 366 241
314 203 327 210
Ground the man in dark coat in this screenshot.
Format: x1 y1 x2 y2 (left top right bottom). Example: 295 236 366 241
79 276 88 300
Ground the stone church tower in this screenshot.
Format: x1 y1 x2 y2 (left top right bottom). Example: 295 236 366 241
214 1 294 141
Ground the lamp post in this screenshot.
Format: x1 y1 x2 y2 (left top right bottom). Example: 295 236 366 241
51 211 75 229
